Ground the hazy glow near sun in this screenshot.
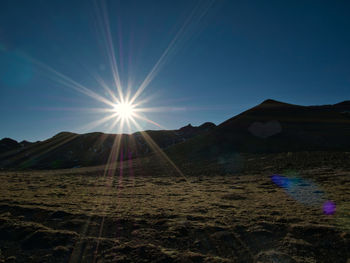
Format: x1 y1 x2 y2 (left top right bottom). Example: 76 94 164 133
113 102 135 119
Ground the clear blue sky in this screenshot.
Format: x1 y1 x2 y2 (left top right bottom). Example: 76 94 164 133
1 0 349 142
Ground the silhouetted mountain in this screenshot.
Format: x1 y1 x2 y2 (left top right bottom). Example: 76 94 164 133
0 138 35 154
0 138 21 154
178 122 215 136
0 123 215 169
1 99 349 169
167 99 350 159
199 122 216 130
19 140 32 147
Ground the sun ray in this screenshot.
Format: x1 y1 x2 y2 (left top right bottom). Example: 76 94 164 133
93 117 126 259
25 55 116 108
130 0 215 104
93 0 124 100
106 115 123 134
129 117 189 183
30 106 115 113
133 113 166 129
77 112 119 133
90 71 120 103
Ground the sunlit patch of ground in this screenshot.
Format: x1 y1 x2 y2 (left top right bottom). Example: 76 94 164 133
0 153 349 262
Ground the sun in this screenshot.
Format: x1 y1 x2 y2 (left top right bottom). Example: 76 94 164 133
113 102 135 119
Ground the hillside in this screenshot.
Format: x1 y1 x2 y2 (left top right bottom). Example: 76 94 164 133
0 138 33 154
1 99 350 169
167 99 350 159
0 123 215 169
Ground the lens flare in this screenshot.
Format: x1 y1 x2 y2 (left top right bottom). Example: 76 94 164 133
323 200 336 215
271 173 328 208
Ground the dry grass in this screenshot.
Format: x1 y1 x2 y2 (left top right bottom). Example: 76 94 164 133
0 152 349 262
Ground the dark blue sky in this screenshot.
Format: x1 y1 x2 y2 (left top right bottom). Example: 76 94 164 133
1 0 350 142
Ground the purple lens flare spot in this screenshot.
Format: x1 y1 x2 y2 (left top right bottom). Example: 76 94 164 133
323 200 336 215
271 174 290 189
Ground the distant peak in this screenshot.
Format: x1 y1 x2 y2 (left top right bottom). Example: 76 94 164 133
258 99 297 108
260 99 284 105
20 140 32 146
53 131 77 138
179 124 193 132
0 137 18 144
199 122 216 129
334 100 350 106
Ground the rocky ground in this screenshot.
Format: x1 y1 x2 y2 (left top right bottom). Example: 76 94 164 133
0 152 349 262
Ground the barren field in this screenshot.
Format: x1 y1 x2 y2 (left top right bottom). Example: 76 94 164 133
0 153 349 263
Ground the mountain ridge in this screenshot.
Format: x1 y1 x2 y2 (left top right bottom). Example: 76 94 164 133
1 99 350 169
166 99 350 159
0 122 216 169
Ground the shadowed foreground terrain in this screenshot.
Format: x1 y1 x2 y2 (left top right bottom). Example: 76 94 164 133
0 152 349 262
